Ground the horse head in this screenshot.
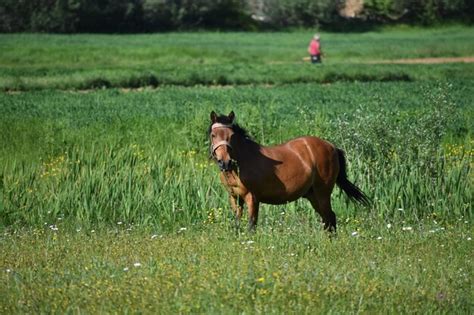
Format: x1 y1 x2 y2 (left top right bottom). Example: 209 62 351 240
209 111 235 172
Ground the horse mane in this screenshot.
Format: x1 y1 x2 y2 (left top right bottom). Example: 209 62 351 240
207 114 252 141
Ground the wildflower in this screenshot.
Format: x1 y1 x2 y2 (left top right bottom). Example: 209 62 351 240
436 292 446 302
257 277 265 283
151 234 159 239
246 240 255 244
117 222 123 225
179 227 187 232
468 237 472 241
351 231 358 237
402 226 413 231
123 267 129 272
386 223 392 229
133 263 141 267
377 236 382 240
6 269 11 273
49 225 59 231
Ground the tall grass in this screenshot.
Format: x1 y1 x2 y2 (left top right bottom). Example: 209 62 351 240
1 81 471 230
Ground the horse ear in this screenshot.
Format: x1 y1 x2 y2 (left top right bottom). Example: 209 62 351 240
228 111 235 123
210 111 217 123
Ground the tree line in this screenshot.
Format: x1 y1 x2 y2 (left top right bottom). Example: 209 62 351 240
0 0 472 33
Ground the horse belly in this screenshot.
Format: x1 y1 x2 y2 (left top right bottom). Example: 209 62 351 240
254 170 313 205
258 193 303 205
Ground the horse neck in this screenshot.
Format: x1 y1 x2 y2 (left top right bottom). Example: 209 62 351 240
233 135 261 163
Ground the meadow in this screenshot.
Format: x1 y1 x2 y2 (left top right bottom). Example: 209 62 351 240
0 26 473 313
1 25 474 90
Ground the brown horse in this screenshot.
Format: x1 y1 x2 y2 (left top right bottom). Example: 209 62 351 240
208 111 369 232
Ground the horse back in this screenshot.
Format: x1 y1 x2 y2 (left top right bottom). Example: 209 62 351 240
251 136 339 202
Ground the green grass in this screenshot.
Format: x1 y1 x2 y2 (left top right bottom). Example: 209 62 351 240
1 222 472 313
0 27 473 313
1 25 473 90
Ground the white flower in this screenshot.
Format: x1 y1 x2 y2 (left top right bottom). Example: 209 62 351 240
386 223 392 229
179 227 187 232
123 267 129 271
49 225 58 231
402 226 413 231
133 263 141 267
468 237 472 241
377 236 382 240
117 221 123 225
351 231 358 237
246 240 255 244
151 234 158 239
6 269 11 273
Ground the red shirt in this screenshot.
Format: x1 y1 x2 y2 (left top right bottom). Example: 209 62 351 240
308 39 320 55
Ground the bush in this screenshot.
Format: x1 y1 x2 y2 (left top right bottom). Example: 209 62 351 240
260 0 340 28
362 0 472 24
142 0 253 31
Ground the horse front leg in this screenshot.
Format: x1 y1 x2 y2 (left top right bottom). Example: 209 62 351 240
244 193 259 232
229 195 243 227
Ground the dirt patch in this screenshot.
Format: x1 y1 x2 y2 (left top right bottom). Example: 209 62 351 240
366 57 474 64
301 56 474 64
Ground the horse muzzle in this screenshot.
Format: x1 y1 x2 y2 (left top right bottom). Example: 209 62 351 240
217 159 233 172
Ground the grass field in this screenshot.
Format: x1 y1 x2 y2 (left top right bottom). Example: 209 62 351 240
0 26 473 313
1 25 474 90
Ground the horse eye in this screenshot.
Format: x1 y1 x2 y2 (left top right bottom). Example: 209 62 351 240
211 134 216 138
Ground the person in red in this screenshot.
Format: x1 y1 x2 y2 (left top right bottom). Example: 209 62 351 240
308 34 322 64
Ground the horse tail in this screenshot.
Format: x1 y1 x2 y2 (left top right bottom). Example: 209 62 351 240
336 148 370 206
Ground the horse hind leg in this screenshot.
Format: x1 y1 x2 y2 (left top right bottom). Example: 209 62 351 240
306 189 336 232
